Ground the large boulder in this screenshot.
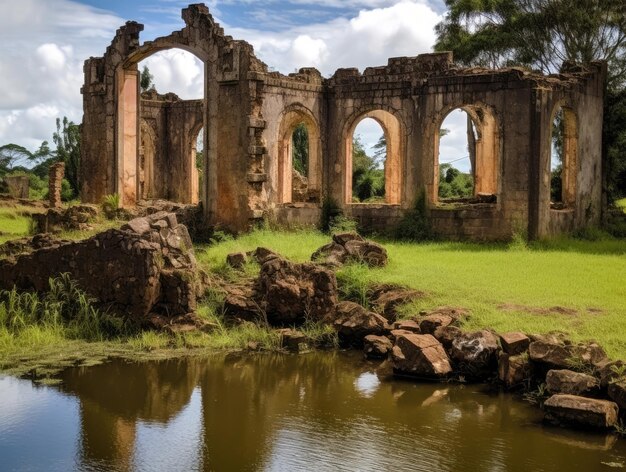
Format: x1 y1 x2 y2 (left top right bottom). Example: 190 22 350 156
419 314 453 335
449 330 500 378
0 212 199 322
333 301 389 346
546 369 600 396
543 394 619 429
258 257 337 325
311 232 388 267
391 333 452 379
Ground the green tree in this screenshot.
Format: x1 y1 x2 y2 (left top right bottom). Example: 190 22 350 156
292 123 309 175
352 135 385 202
52 117 81 196
435 0 626 89
0 144 32 173
140 65 154 93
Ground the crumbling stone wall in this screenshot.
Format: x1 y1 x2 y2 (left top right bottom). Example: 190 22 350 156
139 91 203 203
81 3 605 241
5 176 29 199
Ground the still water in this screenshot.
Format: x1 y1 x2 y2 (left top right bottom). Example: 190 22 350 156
1 351 625 472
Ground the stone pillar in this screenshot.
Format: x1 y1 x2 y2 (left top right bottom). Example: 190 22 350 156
49 162 65 208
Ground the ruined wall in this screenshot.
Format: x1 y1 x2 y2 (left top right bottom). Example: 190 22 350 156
139 91 203 203
82 4 606 240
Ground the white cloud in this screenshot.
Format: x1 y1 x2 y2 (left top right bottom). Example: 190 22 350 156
0 0 444 153
0 0 122 150
141 50 205 100
231 0 442 75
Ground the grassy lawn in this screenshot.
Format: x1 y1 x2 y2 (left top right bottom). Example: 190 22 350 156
198 228 626 359
0 205 38 244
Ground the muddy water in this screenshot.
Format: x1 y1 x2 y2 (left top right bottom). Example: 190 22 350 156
1 351 625 472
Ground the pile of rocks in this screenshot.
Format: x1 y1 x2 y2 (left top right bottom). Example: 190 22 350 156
33 204 100 233
365 323 624 431
0 211 206 331
311 232 388 267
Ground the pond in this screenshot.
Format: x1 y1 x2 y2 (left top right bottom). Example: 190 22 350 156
1 351 625 471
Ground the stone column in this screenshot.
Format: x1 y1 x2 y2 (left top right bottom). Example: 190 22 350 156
49 162 65 208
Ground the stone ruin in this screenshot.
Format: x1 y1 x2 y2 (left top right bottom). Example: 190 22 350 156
48 161 65 208
80 3 606 241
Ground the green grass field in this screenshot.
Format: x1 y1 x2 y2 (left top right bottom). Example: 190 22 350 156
0 206 36 244
2 204 626 371
199 228 626 358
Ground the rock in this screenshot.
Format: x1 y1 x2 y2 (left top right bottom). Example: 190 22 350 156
333 301 389 346
498 352 532 389
543 394 619 429
363 335 393 359
226 252 247 269
258 257 337 325
529 341 572 369
418 306 469 320
392 320 421 333
391 333 452 379
449 330 500 377
277 328 308 352
499 332 530 355
0 212 199 324
390 329 416 340
419 314 453 335
546 369 600 396
432 325 462 350
223 282 261 322
598 360 626 389
248 246 280 264
311 232 388 267
529 340 608 371
122 217 152 235
368 284 424 322
607 379 626 410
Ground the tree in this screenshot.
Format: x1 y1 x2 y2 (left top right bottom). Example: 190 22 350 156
292 123 309 175
435 0 626 89
352 135 385 202
53 117 81 196
372 134 387 166
140 65 154 93
0 144 32 173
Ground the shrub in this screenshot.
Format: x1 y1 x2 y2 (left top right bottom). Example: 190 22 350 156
101 193 120 219
394 189 433 241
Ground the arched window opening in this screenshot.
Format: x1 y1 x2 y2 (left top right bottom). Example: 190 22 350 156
129 48 204 204
549 107 577 209
277 110 321 205
351 118 386 203
434 106 498 205
291 123 310 202
193 126 204 204
344 110 401 205
437 110 475 202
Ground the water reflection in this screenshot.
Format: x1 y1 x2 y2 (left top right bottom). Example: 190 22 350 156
0 352 625 472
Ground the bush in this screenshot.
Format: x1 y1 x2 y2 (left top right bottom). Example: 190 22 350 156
60 178 74 201
101 193 120 219
394 189 434 241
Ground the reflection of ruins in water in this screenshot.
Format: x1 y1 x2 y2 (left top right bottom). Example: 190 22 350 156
57 353 624 472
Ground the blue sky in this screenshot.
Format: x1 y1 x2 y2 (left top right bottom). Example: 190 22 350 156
0 0 471 171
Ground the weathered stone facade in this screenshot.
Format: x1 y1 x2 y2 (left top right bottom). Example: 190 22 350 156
81 3 605 240
49 162 65 208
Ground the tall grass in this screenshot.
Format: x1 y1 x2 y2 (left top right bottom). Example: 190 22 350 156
0 273 130 342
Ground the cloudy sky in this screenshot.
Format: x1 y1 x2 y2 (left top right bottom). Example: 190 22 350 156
0 0 471 171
